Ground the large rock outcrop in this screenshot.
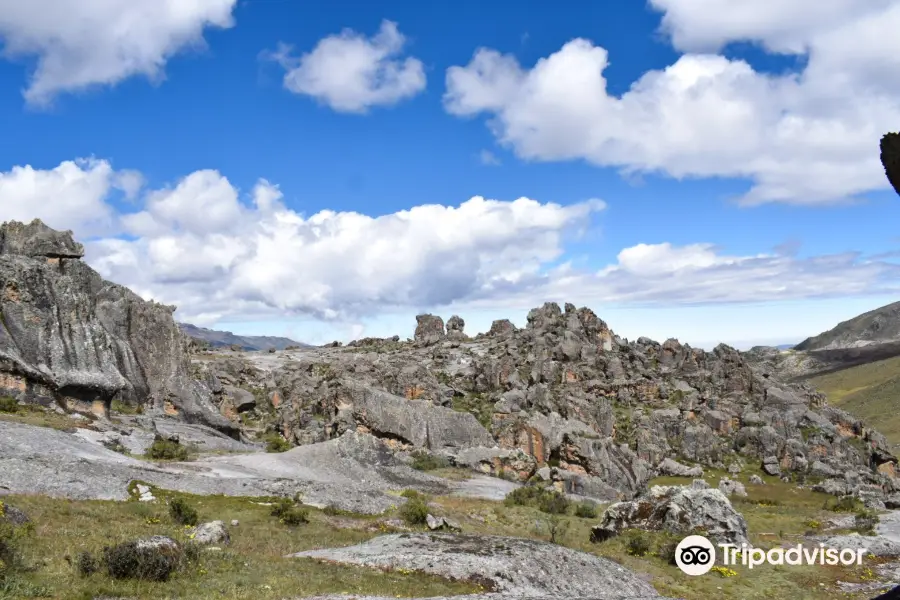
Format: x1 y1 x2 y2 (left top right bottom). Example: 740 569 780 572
232 300 899 504
0 219 235 436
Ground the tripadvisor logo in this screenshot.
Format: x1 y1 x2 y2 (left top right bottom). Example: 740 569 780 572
675 535 867 576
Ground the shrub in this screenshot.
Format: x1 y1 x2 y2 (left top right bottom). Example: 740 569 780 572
168 498 199 527
657 537 679 565
824 495 863 513
575 500 598 519
263 432 291 453
854 510 879 534
399 496 429 526
503 485 571 515
409 451 450 471
75 551 98 577
625 531 651 557
270 498 308 526
146 437 189 461
541 515 569 544
0 396 18 413
102 541 180 582
0 522 22 582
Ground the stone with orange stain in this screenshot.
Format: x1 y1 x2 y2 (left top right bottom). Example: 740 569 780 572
220 400 238 421
2 283 20 302
835 423 857 438
269 390 283 408
46 257 59 265
404 385 425 400
91 399 108 419
0 372 27 393
163 400 179 416
878 462 897 478
564 370 578 383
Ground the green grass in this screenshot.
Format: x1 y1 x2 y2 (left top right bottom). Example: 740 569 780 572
0 404 96 432
449 393 494 429
807 355 900 446
1 490 481 599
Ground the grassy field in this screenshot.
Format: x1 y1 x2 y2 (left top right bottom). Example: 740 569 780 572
1 466 893 600
807 355 900 447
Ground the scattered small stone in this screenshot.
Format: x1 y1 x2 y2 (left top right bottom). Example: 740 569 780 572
135 483 156 502
188 520 230 545
718 477 748 498
230 519 239 527
749 474 764 485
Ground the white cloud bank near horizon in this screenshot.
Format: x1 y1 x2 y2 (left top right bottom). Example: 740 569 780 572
0 0 237 106
444 0 900 205
0 158 897 346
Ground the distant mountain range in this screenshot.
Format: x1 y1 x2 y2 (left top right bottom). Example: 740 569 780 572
795 300 900 351
178 323 310 351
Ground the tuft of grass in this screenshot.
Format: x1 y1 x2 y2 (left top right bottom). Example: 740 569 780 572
450 393 494 429
574 500 598 519
409 451 450 472
823 495 864 513
624 530 652 557
0 396 19 413
262 432 291 453
398 495 429 526
146 437 190 461
168 498 199 527
102 540 182 582
75 551 99 577
270 498 309 526
504 485 570 515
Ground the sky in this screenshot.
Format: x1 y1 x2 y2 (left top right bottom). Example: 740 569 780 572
0 0 898 349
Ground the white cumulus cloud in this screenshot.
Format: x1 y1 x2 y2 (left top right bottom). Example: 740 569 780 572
272 20 426 113
0 159 897 328
0 0 237 106
443 1 900 205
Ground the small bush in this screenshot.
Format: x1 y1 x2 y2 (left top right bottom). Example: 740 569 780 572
625 531 652 557
168 498 199 527
323 505 341 516
504 485 571 515
146 437 189 461
0 522 23 582
263 432 291 453
103 541 180 582
75 551 98 577
0 396 18 413
399 496 429 526
541 515 570 544
824 495 863 513
854 510 879 534
270 498 308 526
409 451 450 471
657 538 679 565
575 500 598 519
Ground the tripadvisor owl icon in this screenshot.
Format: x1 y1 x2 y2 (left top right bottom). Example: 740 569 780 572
675 535 716 576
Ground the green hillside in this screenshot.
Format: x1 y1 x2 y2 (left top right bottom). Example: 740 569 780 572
807 355 900 447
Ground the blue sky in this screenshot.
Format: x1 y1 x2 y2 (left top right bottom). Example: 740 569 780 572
0 0 898 348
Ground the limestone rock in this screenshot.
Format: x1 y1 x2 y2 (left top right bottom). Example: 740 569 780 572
657 457 703 478
414 314 445 345
592 484 750 545
189 520 230 545
0 220 236 437
718 477 748 498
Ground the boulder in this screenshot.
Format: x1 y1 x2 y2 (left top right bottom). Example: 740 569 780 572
657 457 703 478
591 484 750 545
189 520 230 545
718 477 748 498
414 315 445 345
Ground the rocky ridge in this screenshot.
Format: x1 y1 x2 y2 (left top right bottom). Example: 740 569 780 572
194 301 900 507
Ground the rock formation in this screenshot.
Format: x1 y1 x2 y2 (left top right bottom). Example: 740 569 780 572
0 219 235 436
881 131 900 197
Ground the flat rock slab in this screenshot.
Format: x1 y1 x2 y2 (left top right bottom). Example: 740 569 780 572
0 421 508 513
450 475 520 501
289 533 664 598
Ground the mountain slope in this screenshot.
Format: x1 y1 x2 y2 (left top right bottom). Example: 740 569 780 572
179 323 309 351
807 355 900 447
795 300 900 351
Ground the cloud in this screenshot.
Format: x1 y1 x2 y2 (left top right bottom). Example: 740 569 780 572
479 150 501 166
2 159 897 327
443 2 900 205
271 20 426 113
0 0 237 106
0 158 141 235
